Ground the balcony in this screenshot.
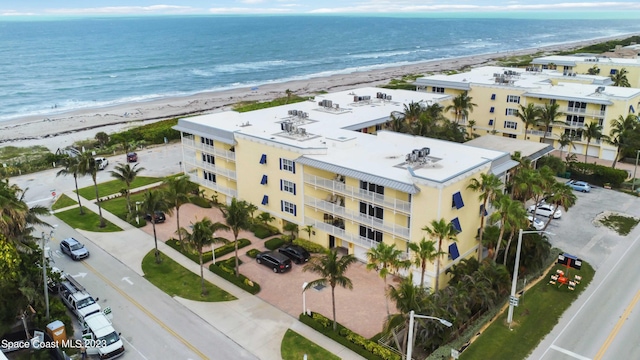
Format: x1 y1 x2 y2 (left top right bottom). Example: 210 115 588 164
305 196 410 239
564 107 606 117
305 217 381 250
182 137 236 161
562 121 585 129
304 174 411 214
187 159 237 180
526 129 555 138
187 173 237 198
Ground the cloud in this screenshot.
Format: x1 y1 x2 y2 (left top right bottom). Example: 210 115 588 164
45 5 198 15
208 7 293 14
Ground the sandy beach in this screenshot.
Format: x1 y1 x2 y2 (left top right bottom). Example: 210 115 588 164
1 33 636 152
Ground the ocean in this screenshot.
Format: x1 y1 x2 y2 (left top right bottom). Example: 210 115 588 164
1 14 640 122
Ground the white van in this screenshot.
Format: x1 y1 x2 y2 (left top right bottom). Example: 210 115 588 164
82 312 125 359
94 157 109 170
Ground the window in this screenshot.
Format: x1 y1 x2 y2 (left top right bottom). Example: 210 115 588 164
488 119 494 126
375 124 383 131
506 95 520 104
281 200 296 215
260 175 268 185
504 133 517 139
201 153 215 165
359 202 383 220
281 180 296 195
610 69 618 75
489 107 495 113
280 158 295 173
565 115 585 126
504 121 518 129
200 137 214 146
259 154 267 164
490 94 496 100
203 171 216 183
360 181 384 195
432 86 444 93
448 243 460 260
359 225 383 243
451 217 462 233
505 108 517 116
261 195 269 205
452 192 464 209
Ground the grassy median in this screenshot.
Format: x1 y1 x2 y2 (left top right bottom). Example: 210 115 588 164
55 206 122 232
281 329 340 360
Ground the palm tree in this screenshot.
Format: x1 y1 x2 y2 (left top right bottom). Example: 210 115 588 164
366 242 410 318
516 103 541 139
163 175 196 248
558 132 576 161
583 121 607 163
400 101 424 126
501 205 528 266
139 189 171 263
467 173 503 261
544 183 576 230
285 89 294 103
537 103 564 144
408 238 442 289
110 163 145 215
488 195 522 262
256 211 275 226
302 225 314 240
445 92 477 124
77 152 105 228
0 180 50 252
608 114 638 168
423 219 458 292
611 68 630 87
387 111 408 133
283 222 299 244
219 198 253 277
386 274 427 354
55 155 84 215
303 249 357 331
466 119 477 139
177 218 229 295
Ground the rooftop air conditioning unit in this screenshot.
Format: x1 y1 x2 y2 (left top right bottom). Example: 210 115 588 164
292 110 298 116
318 101 323 106
376 92 382 99
334 104 339 109
387 95 392 100
326 100 332 108
420 147 430 157
410 153 418 162
300 128 307 136
288 110 293 115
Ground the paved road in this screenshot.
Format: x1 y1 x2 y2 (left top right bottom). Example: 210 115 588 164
528 186 640 360
42 216 256 360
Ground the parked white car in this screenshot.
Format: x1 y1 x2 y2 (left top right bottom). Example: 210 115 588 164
94 157 109 170
527 215 545 231
528 203 562 219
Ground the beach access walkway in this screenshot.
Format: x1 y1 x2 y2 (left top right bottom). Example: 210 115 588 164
53 191 365 360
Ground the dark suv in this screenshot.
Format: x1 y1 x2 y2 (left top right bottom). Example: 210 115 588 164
256 251 292 273
145 211 166 223
278 245 310 264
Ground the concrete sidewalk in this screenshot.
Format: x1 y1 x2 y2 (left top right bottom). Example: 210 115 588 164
67 191 364 360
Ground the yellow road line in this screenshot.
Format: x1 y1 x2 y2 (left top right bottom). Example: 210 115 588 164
82 261 209 360
594 289 640 360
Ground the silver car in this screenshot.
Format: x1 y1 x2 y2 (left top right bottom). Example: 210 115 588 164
528 203 562 219
60 237 90 260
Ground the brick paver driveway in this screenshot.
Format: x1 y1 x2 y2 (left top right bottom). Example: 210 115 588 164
141 203 395 338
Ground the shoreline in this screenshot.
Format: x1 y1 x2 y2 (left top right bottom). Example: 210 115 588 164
1 33 637 152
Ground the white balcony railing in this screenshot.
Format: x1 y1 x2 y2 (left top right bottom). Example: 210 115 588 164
304 174 411 214
187 173 237 198
305 196 410 239
564 107 606 117
305 217 385 250
182 137 236 161
187 159 237 180
526 129 555 138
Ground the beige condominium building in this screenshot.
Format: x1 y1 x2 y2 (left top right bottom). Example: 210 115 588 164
173 87 518 288
415 66 640 161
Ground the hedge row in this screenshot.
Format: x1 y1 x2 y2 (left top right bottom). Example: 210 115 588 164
209 260 260 295
292 238 326 253
567 162 628 187
299 312 401 360
264 237 286 250
165 238 251 264
250 223 279 239
246 249 260 258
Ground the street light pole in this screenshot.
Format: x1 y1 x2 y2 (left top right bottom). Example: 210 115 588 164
135 201 141 225
632 150 640 192
406 310 452 360
507 229 553 327
302 282 308 315
41 231 52 321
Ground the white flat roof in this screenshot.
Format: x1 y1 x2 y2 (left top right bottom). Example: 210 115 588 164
532 55 640 67
177 87 511 186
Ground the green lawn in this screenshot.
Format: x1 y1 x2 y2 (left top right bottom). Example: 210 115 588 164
142 251 236 302
100 191 150 227
55 206 122 232
76 176 161 200
459 262 595 360
281 329 340 360
51 194 77 210
599 214 639 236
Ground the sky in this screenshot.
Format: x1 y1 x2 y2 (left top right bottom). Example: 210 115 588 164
2 1 640 16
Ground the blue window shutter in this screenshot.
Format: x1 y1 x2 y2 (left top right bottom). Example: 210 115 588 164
491 94 496 100
280 180 283 191
490 107 495 113
453 192 464 209
489 119 494 126
261 195 268 205
505 109 508 116
279 158 282 170
280 201 284 212
260 154 267 164
293 183 296 195
514 122 518 129
610 69 617 75
261 175 268 185
451 217 462 233
630 105 635 114
293 205 297 216
448 243 460 260
292 162 296 174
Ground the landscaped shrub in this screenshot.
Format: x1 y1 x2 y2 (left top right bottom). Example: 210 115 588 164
190 196 211 208
110 118 180 146
246 249 260 258
264 237 286 250
166 238 251 264
214 238 251 258
567 162 628 187
251 223 275 239
209 262 260 294
298 312 401 360
292 238 326 253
